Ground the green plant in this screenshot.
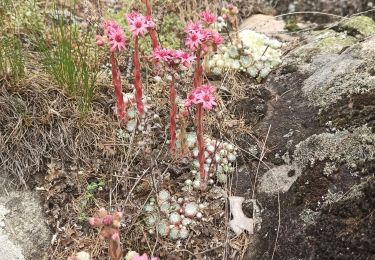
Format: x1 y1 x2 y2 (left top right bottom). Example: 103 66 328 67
0 35 25 81
78 180 105 221
159 13 184 49
38 5 99 114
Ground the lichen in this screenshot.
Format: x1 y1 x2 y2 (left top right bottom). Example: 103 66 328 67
339 16 375 37
315 34 356 52
293 126 375 171
302 52 375 109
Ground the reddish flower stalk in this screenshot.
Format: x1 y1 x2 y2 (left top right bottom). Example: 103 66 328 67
179 109 189 156
193 49 202 88
89 209 123 260
97 20 128 122
169 74 177 154
196 104 207 189
133 36 145 115
110 52 127 122
152 47 194 155
185 85 217 190
109 233 122 260
142 0 159 50
184 11 223 190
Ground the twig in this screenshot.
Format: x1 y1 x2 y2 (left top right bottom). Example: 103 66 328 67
251 125 271 199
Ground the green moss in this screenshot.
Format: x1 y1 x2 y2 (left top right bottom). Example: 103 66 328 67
315 34 356 52
159 13 184 49
285 19 300 32
340 16 375 37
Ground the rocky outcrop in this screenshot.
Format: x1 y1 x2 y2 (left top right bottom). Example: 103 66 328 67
0 191 51 260
251 16 375 259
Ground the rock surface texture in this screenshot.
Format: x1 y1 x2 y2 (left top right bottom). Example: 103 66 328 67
0 191 51 260
249 15 375 259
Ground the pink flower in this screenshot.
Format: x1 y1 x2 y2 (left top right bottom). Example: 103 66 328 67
186 31 205 51
95 35 105 46
153 48 194 68
97 20 127 52
111 231 120 241
133 253 148 260
200 84 216 93
108 29 127 52
197 90 217 110
88 217 102 228
145 16 155 29
126 11 154 37
211 31 224 46
184 22 203 33
200 11 217 25
152 47 172 63
133 253 157 260
102 215 113 226
102 20 121 33
184 92 199 107
174 50 195 67
184 85 217 110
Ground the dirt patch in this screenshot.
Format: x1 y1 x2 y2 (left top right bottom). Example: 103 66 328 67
255 71 324 157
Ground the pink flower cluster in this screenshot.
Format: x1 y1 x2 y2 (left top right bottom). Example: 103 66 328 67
200 10 217 25
96 20 127 52
185 84 217 110
133 253 158 260
152 47 194 68
89 208 123 240
126 11 155 38
185 11 223 52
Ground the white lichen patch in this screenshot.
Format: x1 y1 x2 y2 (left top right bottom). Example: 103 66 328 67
293 126 375 171
258 164 302 194
301 37 375 109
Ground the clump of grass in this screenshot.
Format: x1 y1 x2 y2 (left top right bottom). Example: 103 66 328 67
37 5 100 114
0 35 25 82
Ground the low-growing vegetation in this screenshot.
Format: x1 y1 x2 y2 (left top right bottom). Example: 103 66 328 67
3 0 374 259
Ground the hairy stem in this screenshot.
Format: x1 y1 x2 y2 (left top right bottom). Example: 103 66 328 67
108 236 122 260
110 52 126 122
193 49 202 88
133 36 145 115
143 0 159 50
169 74 177 154
196 104 207 190
179 109 189 156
